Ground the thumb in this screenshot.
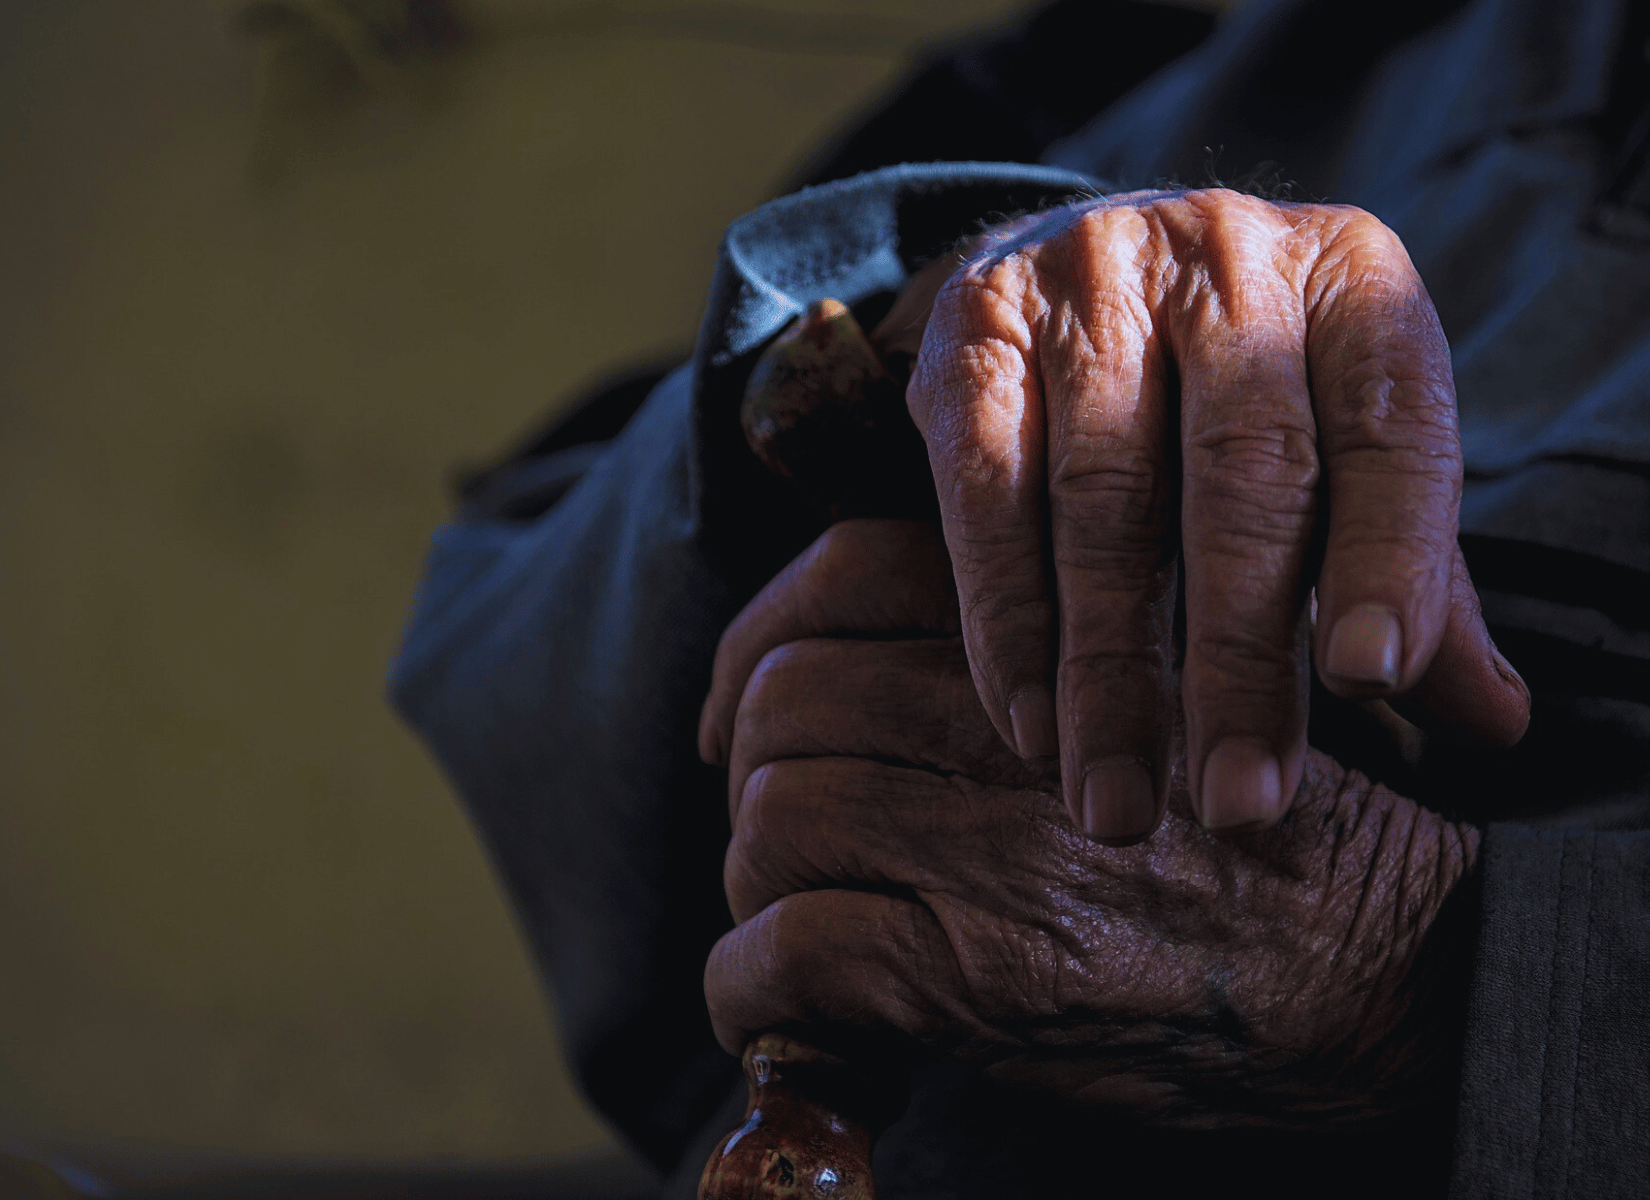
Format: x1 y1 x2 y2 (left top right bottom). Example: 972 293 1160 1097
1388 544 1530 748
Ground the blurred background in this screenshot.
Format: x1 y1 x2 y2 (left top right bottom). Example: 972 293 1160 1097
0 0 1216 1189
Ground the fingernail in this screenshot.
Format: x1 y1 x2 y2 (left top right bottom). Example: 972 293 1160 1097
1009 687 1058 758
1492 646 1529 700
1082 759 1157 841
1199 738 1283 831
1325 604 1403 688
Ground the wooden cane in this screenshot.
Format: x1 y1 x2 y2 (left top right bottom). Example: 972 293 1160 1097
737 298 936 524
698 299 930 1200
697 1033 897 1200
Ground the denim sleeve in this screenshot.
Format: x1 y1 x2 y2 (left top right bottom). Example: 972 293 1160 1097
387 162 1099 1172
390 366 746 1168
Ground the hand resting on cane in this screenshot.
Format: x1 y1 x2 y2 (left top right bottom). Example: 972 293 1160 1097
887 189 1530 840
702 519 1487 1126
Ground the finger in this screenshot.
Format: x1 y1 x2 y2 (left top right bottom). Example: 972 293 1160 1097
1168 197 1318 832
870 213 1053 360
1038 207 1178 843
1388 544 1530 746
698 519 958 767
726 757 962 922
705 889 978 1056
1304 210 1461 703
907 259 1058 762
725 637 1026 826
869 252 967 361
720 756 1213 1049
725 755 1069 923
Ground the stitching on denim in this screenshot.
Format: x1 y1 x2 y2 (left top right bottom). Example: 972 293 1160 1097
1529 834 1571 1200
1560 833 1599 1199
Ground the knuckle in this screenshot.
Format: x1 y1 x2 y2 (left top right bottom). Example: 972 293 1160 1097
703 945 755 1051
1182 187 1281 235
735 761 787 846
741 643 805 717
1053 542 1173 590
925 268 1031 354
1319 207 1403 265
1161 189 1290 269
1326 368 1460 450
941 913 1054 1015
726 767 802 920
1330 351 1451 410
743 639 832 712
949 513 1045 574
1186 423 1320 532
722 844 765 925
924 327 1027 398
1190 420 1319 485
948 517 1046 593
1058 647 1174 720
1049 457 1175 572
1194 497 1315 556
917 391 1038 516
1062 642 1174 686
1322 529 1459 598
1063 205 1155 278
1189 625 1299 687
1052 444 1162 502
959 589 1052 660
1336 207 1401 252
799 521 956 632
803 520 880 590
758 897 833 993
909 279 1031 433
1326 521 1443 556
736 645 827 751
1305 209 1416 311
949 253 1027 306
1182 185 1263 211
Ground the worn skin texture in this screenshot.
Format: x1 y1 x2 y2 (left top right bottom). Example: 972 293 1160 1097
897 189 1528 841
702 521 1482 1129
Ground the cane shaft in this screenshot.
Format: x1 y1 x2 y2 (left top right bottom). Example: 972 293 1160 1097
700 300 924 1200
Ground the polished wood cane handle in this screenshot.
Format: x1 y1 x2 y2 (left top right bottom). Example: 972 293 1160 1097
739 297 935 524
699 299 929 1200
698 1034 895 1200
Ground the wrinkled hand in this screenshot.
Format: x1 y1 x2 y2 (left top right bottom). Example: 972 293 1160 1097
891 188 1526 840
702 521 1479 1126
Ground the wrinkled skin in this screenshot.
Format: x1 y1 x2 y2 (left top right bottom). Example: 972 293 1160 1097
889 189 1527 840
702 521 1480 1127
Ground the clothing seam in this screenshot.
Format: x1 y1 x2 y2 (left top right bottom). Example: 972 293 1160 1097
1529 833 1571 1200
1559 833 1599 1200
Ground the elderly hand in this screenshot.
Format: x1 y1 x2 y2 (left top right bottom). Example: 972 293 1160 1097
886 188 1526 841
702 521 1480 1126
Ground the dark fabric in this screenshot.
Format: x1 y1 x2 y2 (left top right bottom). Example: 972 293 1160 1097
1592 0 1650 237
1453 825 1650 1198
455 362 677 521
392 370 743 1169
390 0 1650 1195
788 0 1215 190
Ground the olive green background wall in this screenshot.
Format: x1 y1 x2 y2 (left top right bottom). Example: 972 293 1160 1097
0 0 1219 1174
0 0 1042 1169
